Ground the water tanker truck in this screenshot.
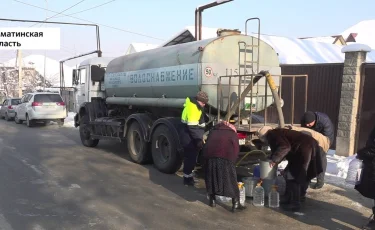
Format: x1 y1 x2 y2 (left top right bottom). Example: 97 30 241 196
72 30 285 174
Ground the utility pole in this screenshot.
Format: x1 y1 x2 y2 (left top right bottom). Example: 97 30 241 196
43 0 48 91
16 50 23 97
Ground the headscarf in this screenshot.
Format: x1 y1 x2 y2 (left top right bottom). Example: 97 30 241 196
221 120 237 132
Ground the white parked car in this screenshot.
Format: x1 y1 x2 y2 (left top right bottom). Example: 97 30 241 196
0 98 21 121
14 92 67 127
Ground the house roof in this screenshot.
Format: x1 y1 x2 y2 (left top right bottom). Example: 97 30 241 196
161 26 375 64
341 20 375 48
125 43 159 54
160 26 219 47
299 35 346 45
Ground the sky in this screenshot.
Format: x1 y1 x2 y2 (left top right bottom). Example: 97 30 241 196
0 0 374 67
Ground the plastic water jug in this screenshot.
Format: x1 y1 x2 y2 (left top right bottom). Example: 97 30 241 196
253 182 265 207
242 177 257 197
238 182 246 206
268 185 280 208
275 175 286 196
345 157 363 185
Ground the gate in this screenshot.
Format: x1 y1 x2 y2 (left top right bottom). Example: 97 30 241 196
215 73 308 133
356 63 375 151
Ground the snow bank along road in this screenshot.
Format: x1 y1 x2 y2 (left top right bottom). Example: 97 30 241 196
0 119 373 230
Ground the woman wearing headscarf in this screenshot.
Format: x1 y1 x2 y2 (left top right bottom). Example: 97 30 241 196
203 121 246 212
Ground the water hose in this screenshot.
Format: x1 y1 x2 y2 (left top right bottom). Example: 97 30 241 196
236 149 267 167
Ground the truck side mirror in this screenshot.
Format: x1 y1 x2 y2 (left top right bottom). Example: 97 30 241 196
91 65 106 82
72 69 77 85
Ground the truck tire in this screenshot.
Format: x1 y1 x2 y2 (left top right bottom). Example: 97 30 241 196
151 124 182 174
127 121 150 164
79 115 99 147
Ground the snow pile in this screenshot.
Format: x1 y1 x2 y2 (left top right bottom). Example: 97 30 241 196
64 112 76 128
326 150 357 179
277 149 358 188
2 54 73 87
323 150 360 188
335 154 357 179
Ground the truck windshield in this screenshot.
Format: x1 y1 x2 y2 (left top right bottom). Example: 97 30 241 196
34 94 63 103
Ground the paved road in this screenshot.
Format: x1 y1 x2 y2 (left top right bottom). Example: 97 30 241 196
0 119 373 230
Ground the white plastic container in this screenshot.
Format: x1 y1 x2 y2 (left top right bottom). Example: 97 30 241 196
275 175 286 196
253 182 265 207
242 177 257 197
268 185 280 208
238 182 246 206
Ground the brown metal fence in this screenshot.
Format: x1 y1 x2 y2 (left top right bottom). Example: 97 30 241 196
356 64 375 151
277 64 343 148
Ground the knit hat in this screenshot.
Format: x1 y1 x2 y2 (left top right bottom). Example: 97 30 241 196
256 126 273 140
196 91 209 104
303 111 316 124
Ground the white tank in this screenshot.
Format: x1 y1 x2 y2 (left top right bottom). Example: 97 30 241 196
104 34 281 113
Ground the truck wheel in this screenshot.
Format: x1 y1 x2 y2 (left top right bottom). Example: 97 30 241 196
151 125 182 174
79 115 99 147
127 122 150 164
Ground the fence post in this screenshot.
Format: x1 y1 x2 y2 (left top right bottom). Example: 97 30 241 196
335 44 371 157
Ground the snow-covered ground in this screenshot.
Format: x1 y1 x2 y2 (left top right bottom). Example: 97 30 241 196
64 112 76 127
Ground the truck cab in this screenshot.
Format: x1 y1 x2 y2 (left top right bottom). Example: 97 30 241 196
72 57 114 113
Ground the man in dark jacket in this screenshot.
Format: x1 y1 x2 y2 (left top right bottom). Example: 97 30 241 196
355 124 375 230
257 126 323 212
301 111 335 189
180 91 208 186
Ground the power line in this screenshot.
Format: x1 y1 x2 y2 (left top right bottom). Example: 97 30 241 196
13 0 165 41
52 0 116 19
29 0 86 27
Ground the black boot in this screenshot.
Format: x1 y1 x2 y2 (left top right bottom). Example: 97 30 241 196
311 178 324 189
283 181 301 212
280 181 292 205
183 177 195 186
231 198 246 213
300 181 309 202
209 194 216 207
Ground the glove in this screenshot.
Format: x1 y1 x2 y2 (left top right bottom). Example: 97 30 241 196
285 125 293 130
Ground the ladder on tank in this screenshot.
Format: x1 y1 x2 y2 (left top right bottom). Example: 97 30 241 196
237 18 261 126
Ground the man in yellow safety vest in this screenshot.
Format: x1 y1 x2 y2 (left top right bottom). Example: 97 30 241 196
180 91 209 186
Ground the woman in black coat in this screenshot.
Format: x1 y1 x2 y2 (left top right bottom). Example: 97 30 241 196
257 126 323 212
355 124 375 230
203 121 246 212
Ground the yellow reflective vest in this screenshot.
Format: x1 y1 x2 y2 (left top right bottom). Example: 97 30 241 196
180 97 205 145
